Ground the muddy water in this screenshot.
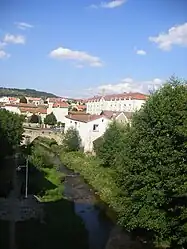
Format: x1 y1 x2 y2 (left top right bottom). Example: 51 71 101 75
58 161 114 249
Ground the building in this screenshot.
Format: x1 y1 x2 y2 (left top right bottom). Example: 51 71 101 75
64 111 131 152
86 92 147 115
2 103 47 122
47 102 69 124
26 97 44 106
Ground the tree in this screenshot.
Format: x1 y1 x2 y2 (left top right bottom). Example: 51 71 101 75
0 109 24 159
63 127 81 152
29 114 39 123
96 121 128 167
44 112 57 126
20 96 27 103
117 78 187 247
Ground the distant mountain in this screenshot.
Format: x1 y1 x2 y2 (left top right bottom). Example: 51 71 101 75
0 87 58 99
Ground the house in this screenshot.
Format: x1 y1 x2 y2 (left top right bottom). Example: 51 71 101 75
64 111 131 152
26 97 44 106
0 96 10 104
3 104 21 115
86 92 147 114
3 103 47 122
47 102 69 124
71 105 86 112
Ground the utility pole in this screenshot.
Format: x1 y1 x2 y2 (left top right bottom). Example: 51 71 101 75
9 153 18 249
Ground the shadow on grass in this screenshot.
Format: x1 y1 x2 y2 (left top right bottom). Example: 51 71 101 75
15 198 88 249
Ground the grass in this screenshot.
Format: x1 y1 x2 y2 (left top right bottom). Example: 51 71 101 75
8 140 89 249
60 151 124 216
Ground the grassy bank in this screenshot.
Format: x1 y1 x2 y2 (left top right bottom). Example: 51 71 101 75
14 139 89 249
60 151 124 216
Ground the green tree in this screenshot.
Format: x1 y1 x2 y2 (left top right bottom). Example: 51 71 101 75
29 114 39 123
63 127 81 152
0 109 24 159
96 121 128 167
117 78 187 247
20 96 27 103
44 112 57 126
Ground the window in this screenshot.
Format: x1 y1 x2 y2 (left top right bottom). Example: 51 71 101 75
93 124 99 132
75 121 77 127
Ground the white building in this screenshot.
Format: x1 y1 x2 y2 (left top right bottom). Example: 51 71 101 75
3 104 21 115
64 111 132 152
86 92 147 115
47 102 69 124
26 97 44 106
0 96 10 104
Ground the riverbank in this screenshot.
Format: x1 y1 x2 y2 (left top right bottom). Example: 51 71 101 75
59 151 124 216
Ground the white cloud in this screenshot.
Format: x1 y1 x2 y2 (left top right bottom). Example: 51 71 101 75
87 78 164 95
149 22 187 51
0 50 10 59
90 0 126 9
49 46 103 67
3 34 25 44
0 41 6 49
136 49 147 55
15 22 33 30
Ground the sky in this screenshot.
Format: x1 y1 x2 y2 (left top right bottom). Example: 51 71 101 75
0 0 186 98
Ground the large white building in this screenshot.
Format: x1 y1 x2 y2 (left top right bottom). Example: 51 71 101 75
64 111 132 152
86 92 147 115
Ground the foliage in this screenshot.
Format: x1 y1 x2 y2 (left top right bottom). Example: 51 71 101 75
60 151 123 214
0 87 58 98
29 114 39 123
116 78 187 247
0 109 23 159
95 121 128 167
44 112 57 126
19 96 27 103
63 127 81 152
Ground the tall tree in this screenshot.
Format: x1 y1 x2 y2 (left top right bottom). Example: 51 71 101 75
44 112 57 126
117 78 187 247
20 96 27 103
63 127 81 152
0 109 24 159
29 114 39 123
95 121 128 167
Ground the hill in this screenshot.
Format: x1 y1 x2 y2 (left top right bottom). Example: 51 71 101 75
0 87 58 99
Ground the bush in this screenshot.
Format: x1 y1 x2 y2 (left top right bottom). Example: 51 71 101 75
63 127 81 152
95 121 128 167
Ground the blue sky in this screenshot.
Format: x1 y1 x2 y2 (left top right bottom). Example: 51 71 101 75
0 0 186 97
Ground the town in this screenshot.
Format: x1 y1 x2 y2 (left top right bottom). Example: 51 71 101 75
0 91 147 152
0 0 186 249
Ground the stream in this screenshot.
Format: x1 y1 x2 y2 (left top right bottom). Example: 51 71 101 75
57 158 114 249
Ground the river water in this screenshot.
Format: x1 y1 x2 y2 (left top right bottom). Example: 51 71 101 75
58 160 114 249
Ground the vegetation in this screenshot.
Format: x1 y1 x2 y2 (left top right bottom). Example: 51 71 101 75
44 112 57 126
93 121 128 167
0 87 58 98
60 77 187 248
20 96 27 103
21 138 89 249
29 114 40 123
63 127 81 152
0 109 23 160
115 78 187 247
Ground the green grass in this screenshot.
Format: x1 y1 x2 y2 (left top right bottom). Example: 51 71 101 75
60 152 124 216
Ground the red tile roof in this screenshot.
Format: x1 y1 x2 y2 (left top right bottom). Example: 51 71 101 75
65 114 106 123
52 102 69 108
87 92 148 102
19 107 47 114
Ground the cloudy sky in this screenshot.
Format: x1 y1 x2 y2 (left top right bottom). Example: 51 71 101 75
0 0 186 97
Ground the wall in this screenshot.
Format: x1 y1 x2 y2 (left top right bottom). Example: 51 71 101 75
47 107 68 123
86 98 145 114
64 117 110 152
3 106 21 115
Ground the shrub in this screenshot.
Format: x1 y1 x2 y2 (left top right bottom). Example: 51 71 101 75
62 127 81 152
